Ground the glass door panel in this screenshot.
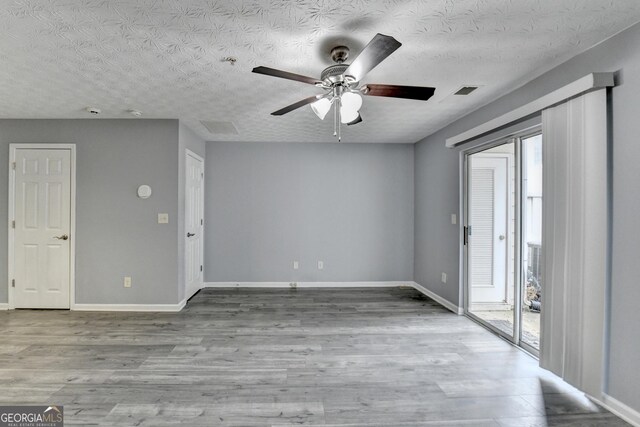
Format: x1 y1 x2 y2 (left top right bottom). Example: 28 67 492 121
520 133 543 351
467 141 516 340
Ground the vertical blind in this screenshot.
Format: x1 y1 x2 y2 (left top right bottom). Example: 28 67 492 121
540 89 608 398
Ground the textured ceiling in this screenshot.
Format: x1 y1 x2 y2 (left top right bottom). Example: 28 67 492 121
0 1 639 143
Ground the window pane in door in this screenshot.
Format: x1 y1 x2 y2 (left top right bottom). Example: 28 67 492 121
521 134 543 349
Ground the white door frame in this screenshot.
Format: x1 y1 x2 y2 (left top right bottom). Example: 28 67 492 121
8 144 76 309
184 148 205 299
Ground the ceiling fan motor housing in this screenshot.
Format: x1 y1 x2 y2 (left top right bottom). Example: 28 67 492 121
321 64 350 84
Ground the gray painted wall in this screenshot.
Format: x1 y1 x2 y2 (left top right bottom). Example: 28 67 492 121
414 22 640 413
414 136 461 306
0 119 180 304
205 141 414 283
177 122 206 302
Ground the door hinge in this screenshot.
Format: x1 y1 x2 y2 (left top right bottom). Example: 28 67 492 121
12 162 16 170
200 219 203 225
11 279 15 288
200 265 203 272
11 220 15 229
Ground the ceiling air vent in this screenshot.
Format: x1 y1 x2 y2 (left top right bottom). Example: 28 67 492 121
200 120 238 135
454 86 479 95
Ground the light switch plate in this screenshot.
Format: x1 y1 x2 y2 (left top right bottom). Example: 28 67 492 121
158 213 169 224
441 272 447 283
451 214 457 225
124 276 132 288
317 261 324 270
293 261 299 270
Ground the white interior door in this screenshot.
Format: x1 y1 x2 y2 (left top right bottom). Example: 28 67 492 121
185 151 204 299
13 148 71 309
469 156 508 304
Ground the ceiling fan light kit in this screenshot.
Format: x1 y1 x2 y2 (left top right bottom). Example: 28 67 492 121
311 97 332 120
252 33 436 142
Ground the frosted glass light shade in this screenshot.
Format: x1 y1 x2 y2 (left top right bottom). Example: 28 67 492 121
340 105 360 124
310 98 331 120
341 92 363 111
340 91 362 123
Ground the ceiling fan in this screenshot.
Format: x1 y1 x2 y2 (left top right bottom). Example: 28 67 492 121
252 33 435 141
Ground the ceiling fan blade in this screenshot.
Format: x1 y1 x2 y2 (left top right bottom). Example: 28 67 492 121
253 66 320 85
344 34 401 82
271 96 321 116
347 114 363 126
361 84 435 101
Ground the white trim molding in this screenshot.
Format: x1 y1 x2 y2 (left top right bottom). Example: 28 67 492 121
446 73 615 148
74 299 187 312
410 282 464 315
0 303 9 310
598 395 640 427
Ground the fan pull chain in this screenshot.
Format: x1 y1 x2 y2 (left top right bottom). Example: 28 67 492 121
333 98 338 138
336 97 342 142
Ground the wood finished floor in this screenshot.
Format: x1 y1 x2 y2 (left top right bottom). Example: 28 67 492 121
0 287 629 426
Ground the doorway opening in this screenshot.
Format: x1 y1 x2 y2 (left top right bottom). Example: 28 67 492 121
464 131 542 355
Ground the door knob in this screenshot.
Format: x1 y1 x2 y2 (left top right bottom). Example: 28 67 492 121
54 234 69 240
499 235 505 240
187 232 195 237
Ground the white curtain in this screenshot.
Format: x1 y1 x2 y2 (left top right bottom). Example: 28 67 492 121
540 89 608 398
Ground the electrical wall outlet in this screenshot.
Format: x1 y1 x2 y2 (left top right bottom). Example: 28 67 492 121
158 213 169 224
441 273 447 283
293 261 299 270
124 276 132 288
317 261 324 270
289 282 297 289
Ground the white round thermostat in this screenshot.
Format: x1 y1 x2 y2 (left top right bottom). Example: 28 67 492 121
137 185 152 199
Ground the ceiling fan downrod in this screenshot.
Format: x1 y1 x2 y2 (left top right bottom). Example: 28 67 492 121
332 86 344 142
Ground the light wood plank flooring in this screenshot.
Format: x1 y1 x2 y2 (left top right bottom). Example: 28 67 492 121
0 288 628 426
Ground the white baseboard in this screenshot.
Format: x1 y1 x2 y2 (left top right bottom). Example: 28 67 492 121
204 281 411 288
598 394 640 426
409 281 464 315
73 301 186 312
0 303 8 310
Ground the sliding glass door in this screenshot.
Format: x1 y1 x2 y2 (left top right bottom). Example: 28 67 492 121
520 133 543 351
464 130 542 354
